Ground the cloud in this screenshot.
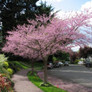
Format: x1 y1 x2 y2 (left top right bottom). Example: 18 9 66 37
56 1 92 19
71 46 80 52
56 1 92 48
81 1 92 10
41 0 63 2
36 0 63 6
56 10 77 19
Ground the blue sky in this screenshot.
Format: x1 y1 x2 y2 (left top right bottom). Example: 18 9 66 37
36 0 92 19
36 0 92 51
45 0 89 11
37 0 92 11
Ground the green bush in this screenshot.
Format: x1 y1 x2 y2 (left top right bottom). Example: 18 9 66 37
0 54 8 67
7 78 15 87
0 73 14 92
8 61 29 73
7 68 13 75
74 59 80 64
53 57 57 62
3 61 9 69
0 54 10 78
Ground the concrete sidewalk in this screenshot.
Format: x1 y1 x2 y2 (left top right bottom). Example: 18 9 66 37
12 69 43 92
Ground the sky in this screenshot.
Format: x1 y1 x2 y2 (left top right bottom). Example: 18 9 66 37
36 0 92 17
37 0 92 11
36 0 92 51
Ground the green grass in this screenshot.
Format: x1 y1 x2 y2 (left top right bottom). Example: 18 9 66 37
28 71 67 92
6 60 30 74
18 61 43 70
14 61 30 69
8 60 30 69
33 62 43 70
7 60 43 74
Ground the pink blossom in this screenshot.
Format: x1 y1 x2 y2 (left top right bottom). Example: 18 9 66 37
2 11 92 83
2 10 92 60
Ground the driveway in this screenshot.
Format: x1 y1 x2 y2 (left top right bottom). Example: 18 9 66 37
48 64 92 88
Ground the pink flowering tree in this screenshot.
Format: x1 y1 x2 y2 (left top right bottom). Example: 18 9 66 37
2 9 92 84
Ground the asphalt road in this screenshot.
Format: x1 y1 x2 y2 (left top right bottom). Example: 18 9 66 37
48 64 92 88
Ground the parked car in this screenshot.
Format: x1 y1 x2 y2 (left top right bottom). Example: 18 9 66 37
64 61 69 66
84 61 92 68
85 62 92 67
53 61 63 68
84 57 92 68
47 61 64 69
58 62 64 66
47 63 53 69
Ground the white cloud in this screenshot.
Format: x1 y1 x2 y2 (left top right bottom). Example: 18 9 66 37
56 1 92 49
41 0 63 2
71 46 80 52
80 1 92 25
56 10 77 19
81 1 92 10
36 0 63 6
56 0 92 19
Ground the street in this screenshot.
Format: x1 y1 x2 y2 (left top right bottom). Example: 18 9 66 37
48 64 92 88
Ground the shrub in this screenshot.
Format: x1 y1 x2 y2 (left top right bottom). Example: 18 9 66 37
0 54 8 67
8 61 22 73
7 78 14 88
53 57 57 63
7 68 13 75
0 74 13 92
74 59 80 64
0 54 10 78
3 61 9 69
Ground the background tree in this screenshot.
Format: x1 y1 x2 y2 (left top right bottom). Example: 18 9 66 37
53 51 69 62
79 46 92 58
2 9 92 84
70 52 79 63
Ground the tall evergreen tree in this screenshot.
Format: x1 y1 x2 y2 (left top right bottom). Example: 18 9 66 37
0 0 54 37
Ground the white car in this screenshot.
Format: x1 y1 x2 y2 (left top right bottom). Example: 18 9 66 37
53 61 64 68
64 61 69 66
47 63 53 69
58 62 64 66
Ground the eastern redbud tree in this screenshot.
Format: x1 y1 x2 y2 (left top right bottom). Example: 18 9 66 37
2 9 92 84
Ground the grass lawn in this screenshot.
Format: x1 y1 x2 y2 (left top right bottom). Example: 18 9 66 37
11 61 43 70
28 71 67 92
13 61 30 69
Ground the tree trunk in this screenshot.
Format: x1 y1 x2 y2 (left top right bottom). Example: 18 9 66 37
31 60 34 75
43 59 48 84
